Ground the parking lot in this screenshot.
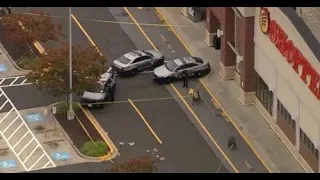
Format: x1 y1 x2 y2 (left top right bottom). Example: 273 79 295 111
4 7 273 173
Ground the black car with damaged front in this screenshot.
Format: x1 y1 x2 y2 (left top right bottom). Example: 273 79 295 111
80 68 116 108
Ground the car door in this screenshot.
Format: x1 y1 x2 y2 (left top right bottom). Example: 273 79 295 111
174 64 189 78
184 63 198 75
132 56 151 71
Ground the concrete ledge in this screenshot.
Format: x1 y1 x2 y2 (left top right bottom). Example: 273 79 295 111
219 62 235 80
48 102 118 162
254 98 314 173
205 29 216 47
80 105 118 161
239 90 255 105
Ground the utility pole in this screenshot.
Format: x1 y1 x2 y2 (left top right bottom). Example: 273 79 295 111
67 7 74 120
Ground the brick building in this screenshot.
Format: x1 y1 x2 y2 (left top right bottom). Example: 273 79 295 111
203 7 320 172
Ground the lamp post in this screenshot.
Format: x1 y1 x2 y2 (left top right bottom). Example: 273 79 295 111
67 7 74 120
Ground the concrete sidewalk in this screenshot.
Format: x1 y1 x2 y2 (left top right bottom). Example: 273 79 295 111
158 7 308 173
0 42 28 78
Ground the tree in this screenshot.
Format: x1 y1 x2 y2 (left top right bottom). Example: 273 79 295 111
26 45 107 102
0 10 63 44
109 155 159 173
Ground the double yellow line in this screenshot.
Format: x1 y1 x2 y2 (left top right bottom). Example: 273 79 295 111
154 8 272 173
123 7 239 173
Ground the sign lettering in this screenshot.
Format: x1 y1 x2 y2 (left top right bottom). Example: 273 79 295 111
260 8 320 100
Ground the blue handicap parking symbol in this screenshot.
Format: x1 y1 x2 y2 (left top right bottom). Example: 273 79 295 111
0 64 8 72
25 113 43 122
53 152 70 161
0 160 17 168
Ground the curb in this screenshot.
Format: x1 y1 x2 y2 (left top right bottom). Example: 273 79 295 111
48 102 118 162
80 105 118 161
156 7 311 173
0 41 30 72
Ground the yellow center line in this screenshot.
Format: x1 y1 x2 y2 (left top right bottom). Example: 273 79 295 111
170 84 239 173
128 99 163 144
154 8 272 173
71 14 103 56
124 7 238 173
123 7 158 51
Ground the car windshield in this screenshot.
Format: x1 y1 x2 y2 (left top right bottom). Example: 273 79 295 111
117 55 131 64
165 61 178 71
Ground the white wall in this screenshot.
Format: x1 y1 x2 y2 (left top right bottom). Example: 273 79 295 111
254 7 320 143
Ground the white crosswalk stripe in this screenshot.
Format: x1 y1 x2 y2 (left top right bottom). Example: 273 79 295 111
0 76 32 88
0 88 56 171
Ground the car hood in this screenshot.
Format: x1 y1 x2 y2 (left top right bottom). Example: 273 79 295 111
154 65 172 77
145 50 163 59
82 91 105 101
112 60 126 68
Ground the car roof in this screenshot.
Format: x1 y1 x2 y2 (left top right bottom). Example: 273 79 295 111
174 57 197 65
123 50 146 61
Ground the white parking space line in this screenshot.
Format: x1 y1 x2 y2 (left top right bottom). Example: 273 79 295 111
17 139 33 156
0 88 56 172
0 109 14 124
43 161 52 169
3 116 19 133
29 153 45 170
23 145 39 164
9 78 19 86
7 123 24 141
0 76 32 88
0 100 8 111
13 132 29 149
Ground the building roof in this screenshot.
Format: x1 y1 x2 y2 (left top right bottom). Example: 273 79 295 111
279 7 320 63
299 8 320 43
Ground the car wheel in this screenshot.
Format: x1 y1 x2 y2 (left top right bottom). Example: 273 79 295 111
131 69 138 76
164 77 172 84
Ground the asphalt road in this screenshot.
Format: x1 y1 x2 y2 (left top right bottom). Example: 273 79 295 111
7 7 270 173
11 7 228 173
121 7 269 173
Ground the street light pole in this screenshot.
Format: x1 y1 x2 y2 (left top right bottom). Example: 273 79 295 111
67 7 74 120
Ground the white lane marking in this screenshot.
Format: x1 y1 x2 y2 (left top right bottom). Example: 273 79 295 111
0 100 9 111
17 138 33 156
0 88 56 171
42 161 52 169
0 76 31 87
28 153 46 171
3 116 19 133
7 123 24 141
13 132 29 149
23 145 39 164
9 78 19 86
21 12 200 28
0 108 14 124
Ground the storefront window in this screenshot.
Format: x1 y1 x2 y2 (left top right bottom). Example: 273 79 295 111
256 74 273 115
300 129 319 160
277 100 296 130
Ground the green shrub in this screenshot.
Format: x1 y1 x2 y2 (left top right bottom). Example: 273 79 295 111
17 52 39 70
55 102 80 114
81 140 110 157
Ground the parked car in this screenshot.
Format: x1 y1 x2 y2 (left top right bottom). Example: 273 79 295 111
153 56 211 84
112 50 164 76
80 67 116 108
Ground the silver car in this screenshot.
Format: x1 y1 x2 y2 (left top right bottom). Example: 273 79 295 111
153 56 211 83
112 50 164 76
